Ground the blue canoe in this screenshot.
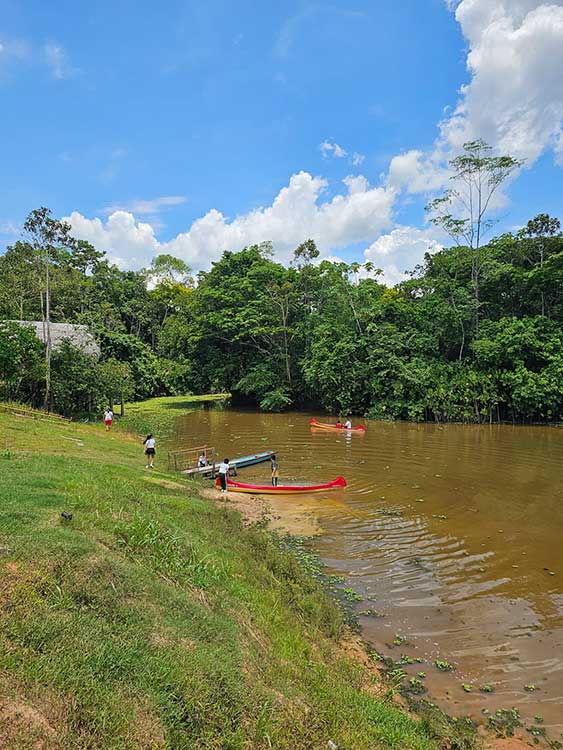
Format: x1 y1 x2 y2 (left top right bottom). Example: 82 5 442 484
184 450 275 476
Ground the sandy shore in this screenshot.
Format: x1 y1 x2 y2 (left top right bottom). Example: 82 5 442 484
199 486 321 536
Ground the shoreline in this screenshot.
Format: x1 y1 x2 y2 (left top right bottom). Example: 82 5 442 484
200 482 550 750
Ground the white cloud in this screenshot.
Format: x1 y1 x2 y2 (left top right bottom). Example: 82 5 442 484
352 152 365 166
319 140 347 159
44 42 75 79
66 171 396 270
378 263 410 288
364 225 442 259
363 226 443 286
101 196 187 216
391 0 563 195
443 0 563 163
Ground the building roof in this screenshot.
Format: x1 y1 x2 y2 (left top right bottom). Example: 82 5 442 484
15 321 100 357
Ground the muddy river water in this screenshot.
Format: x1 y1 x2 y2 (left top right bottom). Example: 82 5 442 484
174 407 563 735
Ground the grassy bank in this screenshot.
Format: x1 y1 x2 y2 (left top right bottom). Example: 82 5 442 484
0 406 444 750
116 393 230 441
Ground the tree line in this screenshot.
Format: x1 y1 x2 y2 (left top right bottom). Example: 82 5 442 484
1 141 562 422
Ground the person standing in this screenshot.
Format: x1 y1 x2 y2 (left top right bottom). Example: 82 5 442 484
271 455 279 487
218 458 230 493
143 433 156 468
103 407 114 431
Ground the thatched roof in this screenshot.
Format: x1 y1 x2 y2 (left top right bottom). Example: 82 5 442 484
14 321 100 357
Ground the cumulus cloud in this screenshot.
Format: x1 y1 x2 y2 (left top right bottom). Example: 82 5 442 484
319 140 347 158
365 225 442 258
66 171 396 270
363 226 443 286
390 0 563 194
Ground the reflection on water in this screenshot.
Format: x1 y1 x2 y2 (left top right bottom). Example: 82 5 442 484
174 409 563 733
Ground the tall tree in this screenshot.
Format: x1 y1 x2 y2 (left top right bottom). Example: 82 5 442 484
523 213 561 317
426 139 522 333
23 208 78 408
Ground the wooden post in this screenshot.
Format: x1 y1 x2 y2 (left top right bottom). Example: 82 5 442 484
120 389 124 417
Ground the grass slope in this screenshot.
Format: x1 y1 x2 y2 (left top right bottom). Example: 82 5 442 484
0 408 438 750
117 394 230 441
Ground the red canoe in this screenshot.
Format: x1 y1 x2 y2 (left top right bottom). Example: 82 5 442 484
216 476 347 495
310 417 366 432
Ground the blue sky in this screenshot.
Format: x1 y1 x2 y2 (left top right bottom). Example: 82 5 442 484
1 0 563 283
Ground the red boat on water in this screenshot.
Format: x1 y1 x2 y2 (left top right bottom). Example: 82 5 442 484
216 476 347 495
310 417 366 432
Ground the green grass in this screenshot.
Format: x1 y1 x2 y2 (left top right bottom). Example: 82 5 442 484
116 393 230 441
0 408 443 749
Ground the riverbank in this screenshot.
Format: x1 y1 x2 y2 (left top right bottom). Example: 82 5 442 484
0 405 447 750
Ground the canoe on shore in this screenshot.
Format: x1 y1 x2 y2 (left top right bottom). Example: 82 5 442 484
310 418 366 432
216 476 347 495
183 450 275 475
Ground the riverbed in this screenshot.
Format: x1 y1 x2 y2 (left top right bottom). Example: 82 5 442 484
174 407 563 736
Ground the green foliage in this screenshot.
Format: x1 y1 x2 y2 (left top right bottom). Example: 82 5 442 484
2 201 563 422
0 321 45 401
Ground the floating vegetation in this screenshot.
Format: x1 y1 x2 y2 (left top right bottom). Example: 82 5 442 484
462 683 473 693
378 507 403 517
357 608 385 618
434 659 455 672
405 677 426 695
417 671 426 679
342 588 363 602
486 708 522 738
326 574 345 585
534 715 544 724
432 514 448 520
480 684 495 693
392 633 407 646
524 683 538 692
399 654 425 665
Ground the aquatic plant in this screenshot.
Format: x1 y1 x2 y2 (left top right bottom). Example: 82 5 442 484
480 684 494 693
487 708 522 738
434 659 455 672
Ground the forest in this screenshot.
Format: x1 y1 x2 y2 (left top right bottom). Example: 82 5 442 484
1 202 562 423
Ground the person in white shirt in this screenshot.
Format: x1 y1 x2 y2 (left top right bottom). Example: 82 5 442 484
218 458 230 493
103 408 114 431
198 453 207 468
143 433 156 468
344 419 352 429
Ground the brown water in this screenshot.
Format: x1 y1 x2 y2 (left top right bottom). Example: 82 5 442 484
174 408 563 735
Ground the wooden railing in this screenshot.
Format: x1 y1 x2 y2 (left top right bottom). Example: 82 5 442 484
0 402 71 423
167 444 216 473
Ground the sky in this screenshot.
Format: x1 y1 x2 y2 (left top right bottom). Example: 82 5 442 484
1 0 563 284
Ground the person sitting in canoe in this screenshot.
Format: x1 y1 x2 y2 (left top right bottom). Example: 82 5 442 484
218 458 230 493
271 455 279 487
344 418 352 429
335 419 343 428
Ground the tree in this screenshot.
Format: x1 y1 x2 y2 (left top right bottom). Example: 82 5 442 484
23 208 79 408
292 239 319 267
0 321 45 402
426 140 522 333
523 213 561 317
